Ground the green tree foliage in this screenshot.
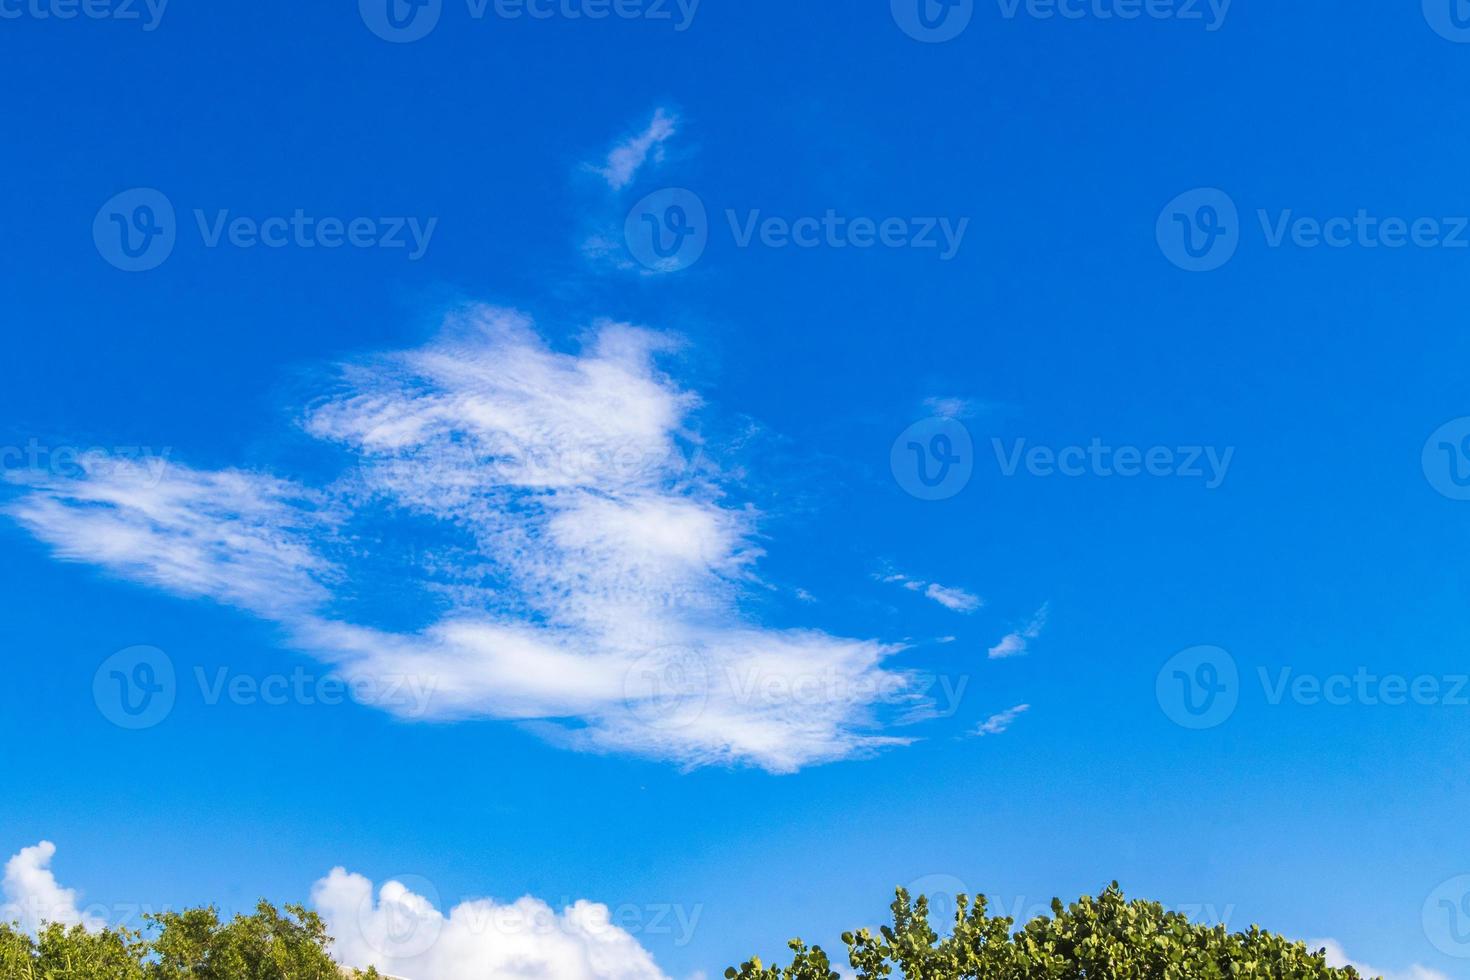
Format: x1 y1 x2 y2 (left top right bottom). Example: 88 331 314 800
0 902 382 979
725 884 1371 980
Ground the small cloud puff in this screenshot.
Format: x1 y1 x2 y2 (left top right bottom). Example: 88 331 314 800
594 108 677 190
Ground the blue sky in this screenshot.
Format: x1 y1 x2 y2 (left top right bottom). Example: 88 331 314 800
2 2 1470 978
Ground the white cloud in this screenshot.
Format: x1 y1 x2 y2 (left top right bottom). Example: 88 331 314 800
922 396 976 419
0 842 670 980
974 703 1029 737
593 108 677 190
5 305 925 774
987 603 1049 660
879 572 982 614
1 841 105 934
6 463 333 619
1310 938 1449 980
923 583 982 613
314 868 668 980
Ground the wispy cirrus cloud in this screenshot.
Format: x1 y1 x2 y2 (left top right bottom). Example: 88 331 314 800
592 108 677 190
987 603 1049 659
878 571 982 614
4 304 926 773
973 703 1029 737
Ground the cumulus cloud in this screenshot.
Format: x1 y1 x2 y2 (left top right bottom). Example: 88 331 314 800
593 108 677 190
973 703 1029 737
1310 938 1448 980
4 305 925 773
0 842 670 980
1 841 105 934
987 603 1049 660
314 868 668 980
